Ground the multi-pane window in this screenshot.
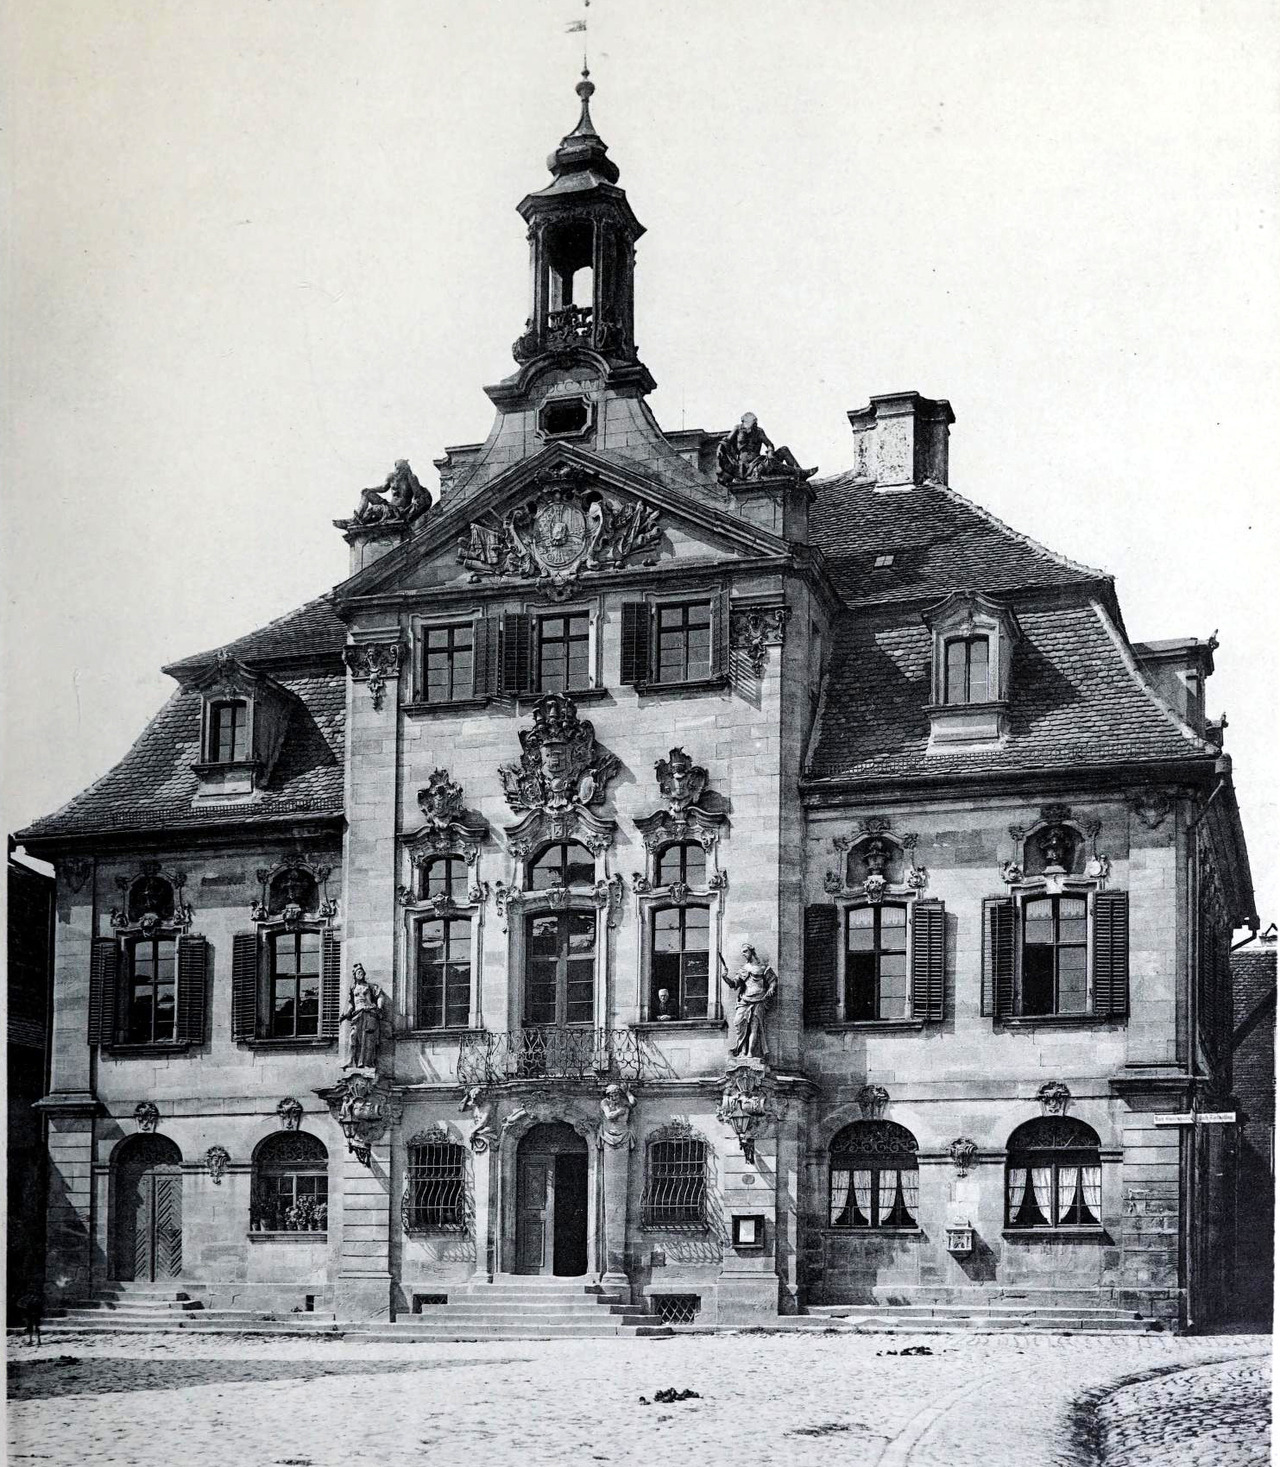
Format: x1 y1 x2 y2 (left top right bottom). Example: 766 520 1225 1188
656 841 706 888
525 911 596 1026
527 841 595 890
829 1122 919 1229
1022 895 1088 1016
251 1133 328 1232
423 623 474 704
656 602 712 684
652 906 710 1020
845 904 909 1021
1006 1118 1102 1228
270 930 321 1038
126 937 176 1043
537 612 590 692
420 855 468 902
210 700 248 762
943 635 990 705
641 1137 708 1229
404 1140 467 1231
416 917 471 1029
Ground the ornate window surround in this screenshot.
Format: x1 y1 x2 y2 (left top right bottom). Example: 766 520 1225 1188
103 862 197 1052
640 1120 714 1233
822 821 927 1027
187 652 294 799
398 770 490 1035
921 590 1021 747
250 855 339 932
401 1124 471 1236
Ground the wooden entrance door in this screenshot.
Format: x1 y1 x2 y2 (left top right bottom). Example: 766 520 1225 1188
514 1122 588 1276
116 1135 183 1281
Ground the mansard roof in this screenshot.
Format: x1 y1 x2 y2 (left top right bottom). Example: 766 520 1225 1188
809 472 1108 606
15 670 345 846
804 597 1220 788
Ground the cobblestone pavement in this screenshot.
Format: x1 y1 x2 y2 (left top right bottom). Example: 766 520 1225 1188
6 1330 1271 1467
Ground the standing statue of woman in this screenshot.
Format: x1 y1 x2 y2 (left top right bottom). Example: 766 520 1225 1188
722 943 779 1061
342 964 384 1070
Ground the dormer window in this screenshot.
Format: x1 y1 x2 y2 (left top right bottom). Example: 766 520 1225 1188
922 591 1020 747
210 700 249 762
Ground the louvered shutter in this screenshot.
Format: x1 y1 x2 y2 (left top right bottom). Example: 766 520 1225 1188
1092 890 1129 1018
321 931 342 1038
231 932 260 1041
175 935 208 1043
803 903 838 1026
473 616 502 696
88 937 120 1045
620 601 651 686
982 897 1016 1018
911 899 946 1022
501 612 533 694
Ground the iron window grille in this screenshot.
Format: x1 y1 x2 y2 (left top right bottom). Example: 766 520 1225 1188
641 1138 708 1231
829 1121 920 1229
651 905 710 1020
416 916 472 1029
403 1141 467 1232
269 929 322 1038
423 623 475 704
210 699 249 761
845 904 909 1021
251 1133 329 1232
1006 1117 1102 1228
125 936 177 1043
1022 894 1088 1016
652 1294 701 1325
537 612 591 692
943 635 990 704
656 601 713 684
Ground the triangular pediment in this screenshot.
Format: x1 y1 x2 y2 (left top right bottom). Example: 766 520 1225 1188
334 444 791 603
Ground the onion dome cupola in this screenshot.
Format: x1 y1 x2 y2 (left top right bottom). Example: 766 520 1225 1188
508 68 653 394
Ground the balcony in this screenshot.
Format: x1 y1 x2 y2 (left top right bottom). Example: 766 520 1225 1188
457 1026 659 1086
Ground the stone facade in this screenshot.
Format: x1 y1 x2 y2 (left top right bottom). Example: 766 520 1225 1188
16 74 1258 1331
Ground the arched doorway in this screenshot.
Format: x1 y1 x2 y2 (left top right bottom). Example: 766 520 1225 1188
515 1122 588 1276
114 1134 183 1281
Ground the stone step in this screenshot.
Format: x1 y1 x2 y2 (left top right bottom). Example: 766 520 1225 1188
360 1323 672 1340
72 1298 206 1312
808 1303 1144 1321
408 1302 648 1318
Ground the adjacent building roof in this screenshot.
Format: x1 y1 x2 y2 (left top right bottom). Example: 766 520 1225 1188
15 673 344 844
805 598 1217 786
162 595 347 681
809 474 1107 606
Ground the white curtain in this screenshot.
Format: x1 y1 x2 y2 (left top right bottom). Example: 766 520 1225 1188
900 1168 919 1225
1031 1166 1053 1223
830 1168 851 1226
877 1170 898 1225
1007 1167 1028 1222
1057 1166 1080 1224
851 1169 872 1225
1081 1165 1102 1223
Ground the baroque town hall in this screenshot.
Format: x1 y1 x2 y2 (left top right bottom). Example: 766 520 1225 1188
18 71 1256 1333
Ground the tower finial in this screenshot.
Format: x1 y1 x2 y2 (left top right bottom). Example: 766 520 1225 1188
571 60 597 138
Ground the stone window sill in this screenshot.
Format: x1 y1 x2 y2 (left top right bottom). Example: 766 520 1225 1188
102 1042 193 1056
825 1226 924 1236
632 1019 726 1032
1002 1227 1106 1240
633 674 730 698
248 1231 328 1244
996 1015 1125 1030
406 1026 482 1040
517 686 611 706
240 1037 337 1051
403 697 492 714
822 1019 926 1034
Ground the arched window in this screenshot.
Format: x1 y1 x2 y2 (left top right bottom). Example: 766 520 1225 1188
527 842 595 890
943 635 990 705
403 1136 467 1232
641 1132 708 1230
1006 1117 1102 1229
656 841 706 888
252 1132 328 1233
829 1121 919 1229
420 855 468 901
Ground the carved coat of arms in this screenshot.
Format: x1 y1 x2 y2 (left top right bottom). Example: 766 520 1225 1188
500 694 618 818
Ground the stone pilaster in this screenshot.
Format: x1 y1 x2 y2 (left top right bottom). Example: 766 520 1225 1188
597 1136 631 1297
334 1139 393 1320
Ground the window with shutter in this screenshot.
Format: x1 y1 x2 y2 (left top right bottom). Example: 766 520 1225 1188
501 612 533 694
983 896 1016 1018
88 937 120 1046
911 899 946 1022
620 601 651 686
803 904 837 1026
320 932 342 1037
231 932 260 1041
473 616 502 696
1092 890 1129 1018
175 935 208 1044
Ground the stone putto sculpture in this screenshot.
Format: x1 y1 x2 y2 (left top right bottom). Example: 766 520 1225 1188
716 413 816 487
722 943 779 1061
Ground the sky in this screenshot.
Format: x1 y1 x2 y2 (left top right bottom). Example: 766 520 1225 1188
3 0 1278 927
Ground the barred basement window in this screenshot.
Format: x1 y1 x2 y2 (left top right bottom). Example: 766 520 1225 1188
641 1136 708 1230
652 1294 701 1325
829 1121 919 1229
404 1140 467 1232
251 1132 329 1233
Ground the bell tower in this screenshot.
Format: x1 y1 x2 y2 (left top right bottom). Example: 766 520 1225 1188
506 68 654 396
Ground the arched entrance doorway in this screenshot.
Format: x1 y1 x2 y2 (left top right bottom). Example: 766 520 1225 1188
114 1134 183 1281
515 1122 588 1276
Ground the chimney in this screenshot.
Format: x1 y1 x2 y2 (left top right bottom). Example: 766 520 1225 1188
1133 635 1218 737
846 392 954 491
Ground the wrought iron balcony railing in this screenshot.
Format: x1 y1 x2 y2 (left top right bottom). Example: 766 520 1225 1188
457 1026 655 1086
